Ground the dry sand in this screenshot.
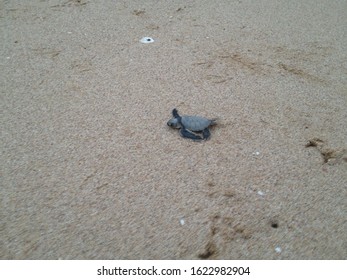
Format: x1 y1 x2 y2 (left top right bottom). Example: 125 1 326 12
1 0 346 259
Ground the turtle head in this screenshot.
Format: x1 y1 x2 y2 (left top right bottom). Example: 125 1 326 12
167 118 181 129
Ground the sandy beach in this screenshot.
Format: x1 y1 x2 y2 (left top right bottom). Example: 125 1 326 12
1 0 346 259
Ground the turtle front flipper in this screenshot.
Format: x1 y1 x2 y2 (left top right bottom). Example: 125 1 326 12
202 128 211 140
172 108 180 118
180 127 203 141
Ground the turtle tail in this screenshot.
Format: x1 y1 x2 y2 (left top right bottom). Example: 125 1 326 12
210 118 218 125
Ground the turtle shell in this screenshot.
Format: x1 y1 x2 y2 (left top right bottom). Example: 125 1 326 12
181 115 213 131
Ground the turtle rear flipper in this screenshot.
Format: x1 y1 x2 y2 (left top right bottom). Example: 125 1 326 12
180 127 203 141
202 128 211 140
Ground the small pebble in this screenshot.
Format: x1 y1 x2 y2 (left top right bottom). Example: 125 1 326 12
257 191 265 196
275 246 282 253
179 218 185 226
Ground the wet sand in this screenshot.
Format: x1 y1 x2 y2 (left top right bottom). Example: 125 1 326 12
1 0 346 259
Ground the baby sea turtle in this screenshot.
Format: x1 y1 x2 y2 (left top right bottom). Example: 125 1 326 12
167 108 217 140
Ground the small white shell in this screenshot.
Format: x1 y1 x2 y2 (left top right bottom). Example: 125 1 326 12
257 191 265 196
275 246 282 253
140 37 154 43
